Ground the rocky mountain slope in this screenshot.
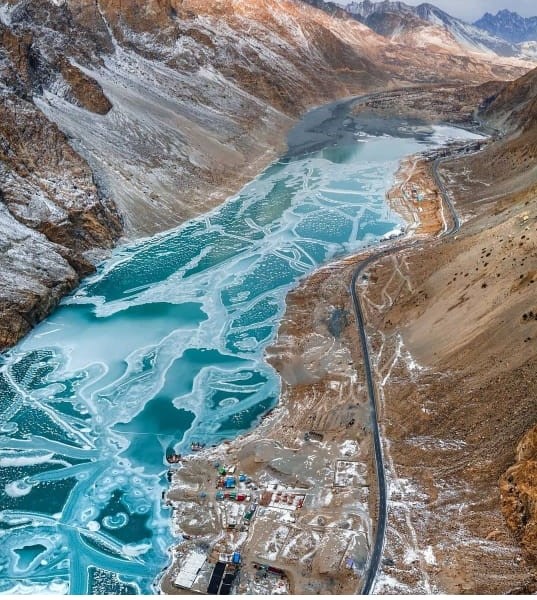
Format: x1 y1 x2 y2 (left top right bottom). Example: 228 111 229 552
345 0 520 56
343 67 537 591
475 67 537 566
0 20 122 349
475 10 537 44
0 0 534 351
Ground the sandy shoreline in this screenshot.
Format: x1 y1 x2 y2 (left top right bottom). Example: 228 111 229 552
158 134 453 594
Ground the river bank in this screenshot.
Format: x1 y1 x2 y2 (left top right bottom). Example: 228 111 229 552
160 250 371 594
3 95 464 594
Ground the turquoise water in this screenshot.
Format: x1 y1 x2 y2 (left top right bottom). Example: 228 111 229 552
0 118 481 593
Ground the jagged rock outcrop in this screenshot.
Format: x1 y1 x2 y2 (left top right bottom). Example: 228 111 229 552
501 425 537 562
0 18 121 349
341 0 521 57
475 10 537 45
0 97 122 349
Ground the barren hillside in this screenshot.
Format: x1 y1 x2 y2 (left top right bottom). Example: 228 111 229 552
0 0 534 349
354 67 537 591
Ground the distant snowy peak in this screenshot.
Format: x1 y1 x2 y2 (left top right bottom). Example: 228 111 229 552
413 3 519 56
345 1 520 57
346 0 414 18
474 10 537 44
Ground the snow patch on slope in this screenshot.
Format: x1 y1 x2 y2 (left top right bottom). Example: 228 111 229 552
0 2 14 25
345 1 520 57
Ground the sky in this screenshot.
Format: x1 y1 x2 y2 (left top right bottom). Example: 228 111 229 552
337 0 537 22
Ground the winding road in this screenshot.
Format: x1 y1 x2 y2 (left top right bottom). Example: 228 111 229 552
352 144 478 594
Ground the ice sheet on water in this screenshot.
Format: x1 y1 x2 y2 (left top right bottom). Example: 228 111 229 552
5 480 34 498
0 124 483 593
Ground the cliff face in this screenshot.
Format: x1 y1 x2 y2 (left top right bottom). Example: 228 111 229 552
2 0 532 235
0 0 388 238
482 65 537 133
0 0 534 351
501 425 537 564
0 16 121 350
475 10 537 45
342 0 521 57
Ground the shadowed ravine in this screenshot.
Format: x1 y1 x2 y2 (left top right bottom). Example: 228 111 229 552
0 100 481 594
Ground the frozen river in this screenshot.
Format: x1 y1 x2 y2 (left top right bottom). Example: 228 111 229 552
0 99 482 594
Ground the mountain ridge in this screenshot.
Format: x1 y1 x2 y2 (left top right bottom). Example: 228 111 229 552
475 9 537 44
342 0 521 56
0 0 534 350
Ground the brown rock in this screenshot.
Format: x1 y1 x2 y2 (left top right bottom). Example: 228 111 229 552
58 57 112 115
0 0 533 355
501 426 537 562
0 89 121 351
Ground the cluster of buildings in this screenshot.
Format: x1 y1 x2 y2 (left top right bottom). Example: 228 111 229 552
170 461 292 594
164 440 369 595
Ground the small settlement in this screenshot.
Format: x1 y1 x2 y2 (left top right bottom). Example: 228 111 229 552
163 433 371 595
160 257 380 595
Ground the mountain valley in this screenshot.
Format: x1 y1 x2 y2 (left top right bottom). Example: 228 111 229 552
0 0 534 350
1 0 537 595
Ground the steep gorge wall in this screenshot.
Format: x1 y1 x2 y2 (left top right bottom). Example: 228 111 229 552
0 17 121 349
0 0 534 351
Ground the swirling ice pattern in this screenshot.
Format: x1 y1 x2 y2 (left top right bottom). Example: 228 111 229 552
0 127 479 593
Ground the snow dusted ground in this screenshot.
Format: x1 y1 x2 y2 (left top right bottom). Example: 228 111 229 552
36 47 291 236
27 0 380 237
345 0 522 57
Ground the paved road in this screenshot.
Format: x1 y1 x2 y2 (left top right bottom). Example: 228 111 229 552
352 146 476 594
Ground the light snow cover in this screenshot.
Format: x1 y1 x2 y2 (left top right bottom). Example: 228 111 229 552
519 41 537 58
345 1 522 57
424 545 437 565
0 37 485 591
340 439 359 456
0 2 14 26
